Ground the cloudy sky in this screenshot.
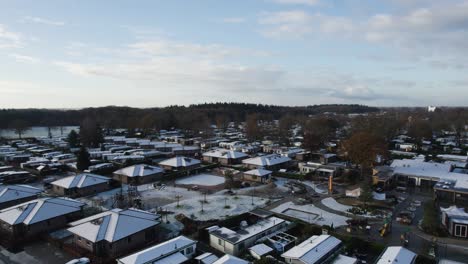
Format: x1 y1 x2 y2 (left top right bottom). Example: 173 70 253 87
0 0 467 108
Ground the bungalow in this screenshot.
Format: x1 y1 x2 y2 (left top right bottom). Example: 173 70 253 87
68 208 161 258
242 154 292 171
0 184 42 209
375 246 416 264
113 164 164 185
117 235 197 264
203 149 248 165
209 216 290 256
441 206 468 238
281 235 342 264
159 156 201 171
242 169 273 184
0 197 85 240
51 173 111 197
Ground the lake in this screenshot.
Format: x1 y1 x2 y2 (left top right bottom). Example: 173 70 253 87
0 126 79 139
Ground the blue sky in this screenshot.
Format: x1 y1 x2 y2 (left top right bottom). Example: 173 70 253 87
0 0 467 108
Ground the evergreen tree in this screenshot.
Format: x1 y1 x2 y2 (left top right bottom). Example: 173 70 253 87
67 130 79 148
77 146 91 171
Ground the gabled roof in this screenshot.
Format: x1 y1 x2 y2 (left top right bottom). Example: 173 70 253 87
212 254 248 264
159 156 201 168
249 243 273 256
203 149 248 159
244 169 272 177
375 246 416 264
0 185 42 204
68 208 160 243
281 235 342 264
117 235 196 264
195 253 219 264
113 164 164 177
51 173 110 189
242 154 291 167
0 197 85 225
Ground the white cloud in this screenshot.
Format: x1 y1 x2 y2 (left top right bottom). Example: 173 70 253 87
270 0 320 6
222 17 246 24
0 24 22 48
21 16 65 26
9 53 40 64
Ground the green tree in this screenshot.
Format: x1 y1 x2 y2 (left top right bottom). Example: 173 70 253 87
67 130 79 148
79 118 104 148
76 146 91 171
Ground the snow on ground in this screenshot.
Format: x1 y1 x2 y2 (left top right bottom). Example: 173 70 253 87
176 174 225 186
321 197 352 213
78 185 129 209
302 181 328 194
271 201 349 227
162 195 270 222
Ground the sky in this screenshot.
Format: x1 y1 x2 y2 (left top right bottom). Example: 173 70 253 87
0 0 467 108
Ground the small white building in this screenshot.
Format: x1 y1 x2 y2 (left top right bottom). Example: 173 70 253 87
117 235 197 264
209 216 290 256
375 246 416 264
249 243 273 259
281 235 342 264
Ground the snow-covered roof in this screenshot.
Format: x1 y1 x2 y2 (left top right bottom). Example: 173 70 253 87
210 216 288 244
68 208 160 243
281 235 342 264
195 253 219 264
113 164 164 177
437 154 468 162
391 159 468 182
249 243 273 256
0 197 85 225
203 149 248 159
159 156 201 168
212 254 248 264
244 169 272 177
441 206 468 219
117 235 196 264
375 246 416 264
51 173 110 189
242 154 291 167
0 185 42 204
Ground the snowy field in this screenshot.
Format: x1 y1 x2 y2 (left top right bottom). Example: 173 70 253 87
271 201 349 227
175 174 225 186
162 195 270 221
321 197 352 212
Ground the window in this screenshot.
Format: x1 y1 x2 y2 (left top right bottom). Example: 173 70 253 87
218 239 223 246
455 224 467 237
252 175 257 180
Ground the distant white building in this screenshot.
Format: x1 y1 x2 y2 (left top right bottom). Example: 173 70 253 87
281 235 342 264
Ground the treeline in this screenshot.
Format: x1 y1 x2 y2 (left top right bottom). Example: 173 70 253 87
0 103 378 129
